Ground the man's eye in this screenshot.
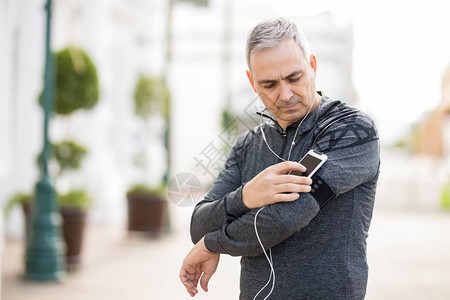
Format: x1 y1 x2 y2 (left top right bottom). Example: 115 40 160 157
289 77 300 83
263 83 276 89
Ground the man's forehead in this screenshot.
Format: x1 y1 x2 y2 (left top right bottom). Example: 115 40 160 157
255 70 304 85
250 58 307 81
248 40 308 74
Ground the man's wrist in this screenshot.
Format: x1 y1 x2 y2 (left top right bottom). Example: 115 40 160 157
198 237 208 251
223 185 251 220
242 183 254 209
199 236 215 254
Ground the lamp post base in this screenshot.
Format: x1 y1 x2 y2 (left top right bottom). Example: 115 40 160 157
25 177 66 281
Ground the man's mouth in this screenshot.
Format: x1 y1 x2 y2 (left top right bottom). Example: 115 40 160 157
280 102 300 110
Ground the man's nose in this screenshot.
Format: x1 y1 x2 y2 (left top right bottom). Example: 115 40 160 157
278 81 293 102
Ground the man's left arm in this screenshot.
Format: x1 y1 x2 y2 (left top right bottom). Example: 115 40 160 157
313 110 380 195
179 110 380 294
200 110 380 256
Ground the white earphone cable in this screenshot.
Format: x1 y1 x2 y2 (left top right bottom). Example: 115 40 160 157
253 207 276 300
259 97 315 162
253 87 317 299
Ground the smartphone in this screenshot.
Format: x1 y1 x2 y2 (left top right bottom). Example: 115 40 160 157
290 150 327 178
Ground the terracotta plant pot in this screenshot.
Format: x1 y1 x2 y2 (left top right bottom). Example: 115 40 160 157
60 208 87 266
22 203 31 239
22 203 87 267
127 193 168 235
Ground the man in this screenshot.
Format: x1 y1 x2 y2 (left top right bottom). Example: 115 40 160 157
180 17 380 299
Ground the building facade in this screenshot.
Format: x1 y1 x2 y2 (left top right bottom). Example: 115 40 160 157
1 0 355 237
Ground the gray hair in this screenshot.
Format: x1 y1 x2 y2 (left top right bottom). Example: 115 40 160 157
246 17 311 68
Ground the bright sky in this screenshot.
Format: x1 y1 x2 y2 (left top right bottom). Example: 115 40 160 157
273 0 450 144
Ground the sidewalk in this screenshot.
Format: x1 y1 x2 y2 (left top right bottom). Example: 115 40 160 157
2 207 241 300
366 208 450 300
2 207 450 299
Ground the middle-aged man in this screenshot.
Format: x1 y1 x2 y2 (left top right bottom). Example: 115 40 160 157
179 17 380 299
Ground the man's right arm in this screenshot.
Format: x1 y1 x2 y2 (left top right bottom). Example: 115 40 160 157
190 134 251 243
191 158 313 247
191 109 380 257
191 185 249 244
190 134 311 244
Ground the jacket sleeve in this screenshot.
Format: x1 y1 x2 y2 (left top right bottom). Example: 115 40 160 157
197 110 380 257
313 110 380 195
190 133 251 244
203 193 320 256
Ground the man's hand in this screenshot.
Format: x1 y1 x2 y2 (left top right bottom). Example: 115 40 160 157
242 161 312 209
179 237 220 297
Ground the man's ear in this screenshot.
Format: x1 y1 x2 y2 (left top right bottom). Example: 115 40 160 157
246 70 257 93
309 55 317 76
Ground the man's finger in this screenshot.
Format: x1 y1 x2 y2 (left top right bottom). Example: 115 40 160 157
275 183 312 194
273 174 312 185
180 274 198 296
187 285 198 297
187 286 198 297
272 161 306 174
273 192 300 203
200 272 213 292
193 273 201 288
180 266 200 296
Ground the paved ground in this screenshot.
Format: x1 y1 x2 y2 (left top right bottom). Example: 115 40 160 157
2 206 450 300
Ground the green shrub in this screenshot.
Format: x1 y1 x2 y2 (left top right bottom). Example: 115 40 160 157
221 108 236 131
58 189 92 210
37 140 88 174
39 47 99 115
4 193 32 217
441 182 450 211
4 189 92 217
133 76 170 119
53 140 88 172
127 183 167 196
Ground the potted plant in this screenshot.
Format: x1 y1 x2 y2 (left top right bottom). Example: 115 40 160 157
4 188 91 267
126 184 167 234
58 189 91 266
40 46 98 266
6 139 92 265
39 46 99 115
3 193 33 239
3 46 98 269
127 75 170 235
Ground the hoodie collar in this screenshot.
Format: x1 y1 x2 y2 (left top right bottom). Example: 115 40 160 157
256 91 327 135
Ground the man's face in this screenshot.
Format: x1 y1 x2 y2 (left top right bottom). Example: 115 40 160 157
247 39 318 130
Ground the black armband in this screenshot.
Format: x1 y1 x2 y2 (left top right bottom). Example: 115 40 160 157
310 175 338 208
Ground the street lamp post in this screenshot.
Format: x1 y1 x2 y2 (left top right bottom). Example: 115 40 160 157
25 0 66 281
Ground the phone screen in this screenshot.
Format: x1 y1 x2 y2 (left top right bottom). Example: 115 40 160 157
300 154 322 177
290 154 323 177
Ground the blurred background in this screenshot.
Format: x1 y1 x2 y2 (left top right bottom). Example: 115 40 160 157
1 0 449 299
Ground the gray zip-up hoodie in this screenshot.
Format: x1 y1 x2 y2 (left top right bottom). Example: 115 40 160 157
190 95 380 299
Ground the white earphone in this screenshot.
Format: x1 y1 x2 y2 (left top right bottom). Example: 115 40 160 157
254 90 316 300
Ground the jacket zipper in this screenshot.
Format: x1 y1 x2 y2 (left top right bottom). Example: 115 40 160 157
278 129 288 162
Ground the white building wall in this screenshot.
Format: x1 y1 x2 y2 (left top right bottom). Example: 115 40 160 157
0 0 6 293
170 2 356 182
1 0 171 235
1 0 46 238
1 0 357 238
48 0 170 225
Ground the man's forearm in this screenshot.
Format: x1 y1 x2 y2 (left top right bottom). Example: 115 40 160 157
203 193 319 256
191 185 250 244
